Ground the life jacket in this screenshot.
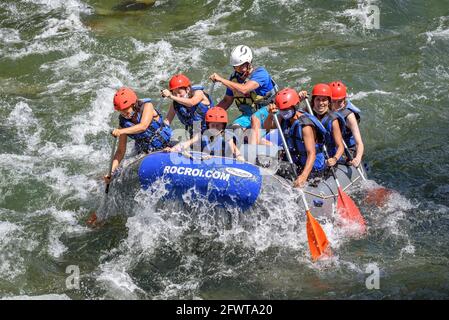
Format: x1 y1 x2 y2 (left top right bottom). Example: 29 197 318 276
230 67 279 115
337 100 361 148
319 111 346 158
201 131 235 158
282 113 327 172
173 85 213 136
119 98 172 154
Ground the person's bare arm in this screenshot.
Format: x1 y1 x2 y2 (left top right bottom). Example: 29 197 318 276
293 126 316 188
163 89 204 108
165 103 176 126
115 103 155 136
346 113 364 167
215 95 234 111
327 119 344 166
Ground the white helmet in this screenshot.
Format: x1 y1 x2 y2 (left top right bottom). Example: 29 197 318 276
230 45 253 66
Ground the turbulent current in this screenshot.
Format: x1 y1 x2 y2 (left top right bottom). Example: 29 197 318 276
0 0 448 299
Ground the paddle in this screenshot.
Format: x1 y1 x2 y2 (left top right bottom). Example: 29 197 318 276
304 99 366 231
272 111 330 261
342 139 367 181
105 134 117 194
86 132 117 227
341 139 393 206
208 81 216 102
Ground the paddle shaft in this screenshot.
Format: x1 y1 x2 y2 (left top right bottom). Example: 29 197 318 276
208 81 216 101
154 96 165 112
274 102 330 259
342 140 367 181
273 111 317 210
272 113 296 174
105 135 117 194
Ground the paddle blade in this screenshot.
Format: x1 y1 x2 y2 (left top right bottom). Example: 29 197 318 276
364 187 392 207
306 210 330 261
86 212 98 227
337 187 366 232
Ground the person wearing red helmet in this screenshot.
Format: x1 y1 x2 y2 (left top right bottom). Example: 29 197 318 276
329 81 364 167
308 83 345 167
161 74 213 138
264 88 328 187
166 107 243 161
104 87 172 184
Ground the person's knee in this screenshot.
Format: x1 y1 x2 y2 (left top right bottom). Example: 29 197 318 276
251 115 260 128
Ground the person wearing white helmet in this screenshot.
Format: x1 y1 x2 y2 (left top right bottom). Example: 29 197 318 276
209 45 278 143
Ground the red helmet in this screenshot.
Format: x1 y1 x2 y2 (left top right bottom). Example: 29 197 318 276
113 87 138 111
329 81 347 100
311 83 332 98
169 74 191 91
275 88 300 110
205 107 228 124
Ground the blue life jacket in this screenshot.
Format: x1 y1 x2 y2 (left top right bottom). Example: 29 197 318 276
282 113 327 172
201 131 235 158
337 100 361 148
119 98 172 154
319 111 346 158
173 85 213 134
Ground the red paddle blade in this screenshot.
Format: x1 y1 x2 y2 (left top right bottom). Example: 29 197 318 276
337 187 366 232
364 187 392 207
306 210 331 261
87 212 97 225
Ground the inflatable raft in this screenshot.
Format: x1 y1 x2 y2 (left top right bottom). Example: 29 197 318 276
112 150 263 211
109 146 364 217
240 144 365 218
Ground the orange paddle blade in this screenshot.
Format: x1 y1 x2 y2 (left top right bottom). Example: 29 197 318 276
364 187 392 207
86 212 98 227
337 187 366 231
306 210 330 260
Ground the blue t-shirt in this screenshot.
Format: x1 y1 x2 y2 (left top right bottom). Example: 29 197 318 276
225 67 275 98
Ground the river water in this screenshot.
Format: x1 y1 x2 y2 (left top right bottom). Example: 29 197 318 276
0 0 448 299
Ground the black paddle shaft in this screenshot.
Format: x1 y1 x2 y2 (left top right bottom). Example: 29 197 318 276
105 135 117 194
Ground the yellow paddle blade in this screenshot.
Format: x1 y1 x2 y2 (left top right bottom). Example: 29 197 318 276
306 210 331 261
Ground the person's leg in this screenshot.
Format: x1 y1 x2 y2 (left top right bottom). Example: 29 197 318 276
249 106 269 144
232 114 252 129
231 114 251 144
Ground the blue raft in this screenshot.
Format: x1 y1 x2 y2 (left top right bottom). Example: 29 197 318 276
137 151 263 210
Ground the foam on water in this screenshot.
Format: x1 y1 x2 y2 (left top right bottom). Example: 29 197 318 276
34 13 87 40
131 39 204 90
425 16 449 43
1 0 91 60
42 168 99 201
21 0 91 15
69 87 117 145
0 28 21 44
0 221 38 281
2 294 71 300
349 90 393 101
7 101 42 152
